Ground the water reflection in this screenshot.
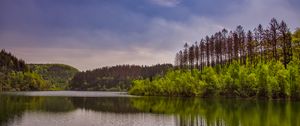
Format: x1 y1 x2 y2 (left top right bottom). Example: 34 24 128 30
0 92 299 126
132 97 300 126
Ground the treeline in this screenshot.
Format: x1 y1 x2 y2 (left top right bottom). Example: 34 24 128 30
1 49 172 91
70 64 172 91
129 60 300 99
0 49 48 91
129 18 300 99
175 18 298 69
0 49 79 91
0 49 28 72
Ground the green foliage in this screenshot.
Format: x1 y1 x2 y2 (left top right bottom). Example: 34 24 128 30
200 67 220 97
288 58 300 99
169 20 300 99
129 60 300 99
129 70 207 96
1 71 48 91
0 49 50 91
293 28 300 60
256 63 271 98
29 64 79 90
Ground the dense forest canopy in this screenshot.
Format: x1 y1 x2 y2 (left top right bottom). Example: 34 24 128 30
0 50 80 91
70 64 172 91
0 49 28 72
0 49 173 91
130 18 300 99
29 64 79 90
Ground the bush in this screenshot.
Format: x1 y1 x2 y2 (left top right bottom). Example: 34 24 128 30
288 59 300 99
129 60 300 99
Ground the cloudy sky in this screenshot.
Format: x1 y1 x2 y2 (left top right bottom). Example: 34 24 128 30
1 0 299 70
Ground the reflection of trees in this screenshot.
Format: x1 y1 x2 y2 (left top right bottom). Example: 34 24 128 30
131 97 300 126
0 95 75 126
36 97 75 112
1 95 300 126
69 97 140 113
0 96 142 126
0 95 27 126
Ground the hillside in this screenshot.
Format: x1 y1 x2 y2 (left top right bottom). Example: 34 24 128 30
0 49 48 91
0 49 79 91
70 64 172 91
29 64 79 90
129 19 300 99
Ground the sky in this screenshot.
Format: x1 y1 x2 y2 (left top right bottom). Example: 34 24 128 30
0 0 300 71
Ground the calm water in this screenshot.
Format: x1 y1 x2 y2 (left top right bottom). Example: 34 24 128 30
0 91 299 126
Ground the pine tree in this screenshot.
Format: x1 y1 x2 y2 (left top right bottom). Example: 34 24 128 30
183 43 189 69
188 45 195 69
205 36 210 66
195 42 200 69
247 30 254 64
270 18 280 60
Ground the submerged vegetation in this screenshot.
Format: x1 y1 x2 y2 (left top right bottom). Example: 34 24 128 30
129 18 300 99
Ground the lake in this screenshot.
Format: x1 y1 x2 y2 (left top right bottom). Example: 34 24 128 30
0 91 299 126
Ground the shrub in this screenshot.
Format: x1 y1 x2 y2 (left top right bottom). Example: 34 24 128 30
129 60 300 99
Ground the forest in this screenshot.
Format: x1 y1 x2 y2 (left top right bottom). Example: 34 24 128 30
29 64 79 90
2 18 300 98
0 49 172 91
0 50 80 91
0 50 48 91
129 18 300 99
69 64 172 91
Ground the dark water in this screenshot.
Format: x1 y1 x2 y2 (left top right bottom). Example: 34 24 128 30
0 91 299 126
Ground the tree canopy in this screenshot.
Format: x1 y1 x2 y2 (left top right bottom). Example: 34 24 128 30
29 64 79 90
0 49 48 91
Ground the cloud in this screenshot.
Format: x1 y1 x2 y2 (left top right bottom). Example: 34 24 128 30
1 0 300 71
2 15 224 71
138 16 222 50
149 0 181 7
1 15 222 50
217 0 300 31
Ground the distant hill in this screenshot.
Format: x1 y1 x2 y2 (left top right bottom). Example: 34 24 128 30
70 64 173 91
0 49 79 91
1 49 172 91
29 64 79 90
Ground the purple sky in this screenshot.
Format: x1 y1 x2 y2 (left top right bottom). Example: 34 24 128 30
1 0 300 70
